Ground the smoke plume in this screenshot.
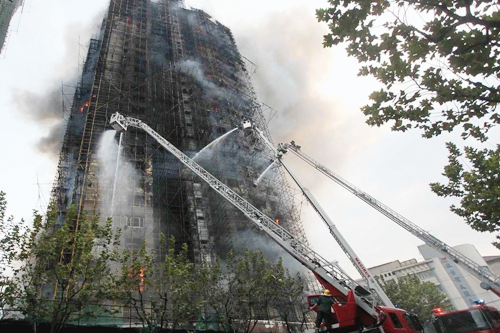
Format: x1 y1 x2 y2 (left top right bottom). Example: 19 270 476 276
10 10 105 160
11 86 67 159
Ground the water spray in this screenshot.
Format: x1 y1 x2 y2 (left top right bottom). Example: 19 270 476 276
253 159 278 188
192 127 238 160
110 131 123 217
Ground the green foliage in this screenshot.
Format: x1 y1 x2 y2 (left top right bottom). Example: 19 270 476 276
192 251 307 333
0 198 120 333
224 251 307 333
194 259 232 331
317 0 500 238
382 275 449 322
269 261 307 333
1 194 307 332
430 143 500 243
115 235 201 331
0 191 26 319
229 251 277 333
318 0 500 141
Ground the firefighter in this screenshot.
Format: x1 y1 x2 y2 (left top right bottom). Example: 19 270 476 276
312 289 334 332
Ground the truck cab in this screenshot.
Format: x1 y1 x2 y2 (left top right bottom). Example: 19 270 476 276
307 294 424 333
425 304 500 333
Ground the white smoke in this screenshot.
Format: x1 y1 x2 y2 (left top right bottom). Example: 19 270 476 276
96 130 139 221
233 229 306 276
178 58 229 99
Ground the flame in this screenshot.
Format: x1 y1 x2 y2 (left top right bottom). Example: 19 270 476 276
139 267 145 291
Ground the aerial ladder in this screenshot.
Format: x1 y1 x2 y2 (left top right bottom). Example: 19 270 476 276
110 112 423 333
272 140 500 299
242 121 393 308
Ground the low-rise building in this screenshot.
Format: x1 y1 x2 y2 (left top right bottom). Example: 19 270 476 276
366 244 500 311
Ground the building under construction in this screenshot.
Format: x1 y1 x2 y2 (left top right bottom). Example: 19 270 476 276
0 0 23 54
51 0 307 267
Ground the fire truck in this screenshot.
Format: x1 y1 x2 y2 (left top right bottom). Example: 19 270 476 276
110 112 423 333
425 301 500 333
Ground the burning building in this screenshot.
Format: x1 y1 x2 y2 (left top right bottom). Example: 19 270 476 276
51 0 307 267
0 0 23 54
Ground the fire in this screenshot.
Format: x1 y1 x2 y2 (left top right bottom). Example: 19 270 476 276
80 101 90 112
139 267 145 292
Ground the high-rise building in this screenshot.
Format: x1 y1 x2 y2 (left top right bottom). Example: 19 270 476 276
0 0 22 54
51 0 306 265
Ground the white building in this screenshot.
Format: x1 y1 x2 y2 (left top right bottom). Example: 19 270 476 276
367 244 500 311
484 255 500 276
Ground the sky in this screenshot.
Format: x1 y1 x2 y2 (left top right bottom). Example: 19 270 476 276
0 0 499 281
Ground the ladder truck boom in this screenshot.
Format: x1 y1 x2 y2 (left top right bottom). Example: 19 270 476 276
279 142 500 298
110 113 377 318
244 122 394 308
110 113 422 332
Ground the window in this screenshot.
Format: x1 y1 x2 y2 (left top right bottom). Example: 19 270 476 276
404 313 424 331
389 313 403 328
483 308 500 325
126 216 144 228
134 195 145 206
437 309 489 332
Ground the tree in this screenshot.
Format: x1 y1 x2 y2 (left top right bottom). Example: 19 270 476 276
115 235 202 332
194 259 233 332
115 238 156 331
228 250 278 333
382 275 449 322
430 143 500 244
317 0 500 240
0 191 28 320
269 261 307 333
195 250 307 333
0 196 120 333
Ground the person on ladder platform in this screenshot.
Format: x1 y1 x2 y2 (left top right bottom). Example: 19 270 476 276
311 289 334 332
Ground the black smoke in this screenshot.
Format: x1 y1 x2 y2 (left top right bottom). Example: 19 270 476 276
10 9 105 160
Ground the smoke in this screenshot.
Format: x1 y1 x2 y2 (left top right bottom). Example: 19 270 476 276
11 86 67 159
96 130 139 220
178 58 231 100
212 3 382 172
174 1 388 278
36 123 67 158
233 229 306 276
9 9 105 160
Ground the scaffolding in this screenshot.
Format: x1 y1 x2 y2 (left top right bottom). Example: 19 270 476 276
51 0 308 280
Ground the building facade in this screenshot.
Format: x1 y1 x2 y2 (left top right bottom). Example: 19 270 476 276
484 255 500 276
0 0 22 54
51 0 306 266
368 244 500 311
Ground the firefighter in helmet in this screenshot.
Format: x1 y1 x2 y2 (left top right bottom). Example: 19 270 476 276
311 289 334 332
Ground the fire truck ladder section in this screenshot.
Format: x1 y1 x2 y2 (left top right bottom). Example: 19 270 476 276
278 142 500 298
244 122 394 308
109 112 382 322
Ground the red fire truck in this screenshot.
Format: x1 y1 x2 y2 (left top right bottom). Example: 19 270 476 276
425 301 500 333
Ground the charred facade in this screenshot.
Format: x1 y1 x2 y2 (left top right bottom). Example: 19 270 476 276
51 0 306 265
